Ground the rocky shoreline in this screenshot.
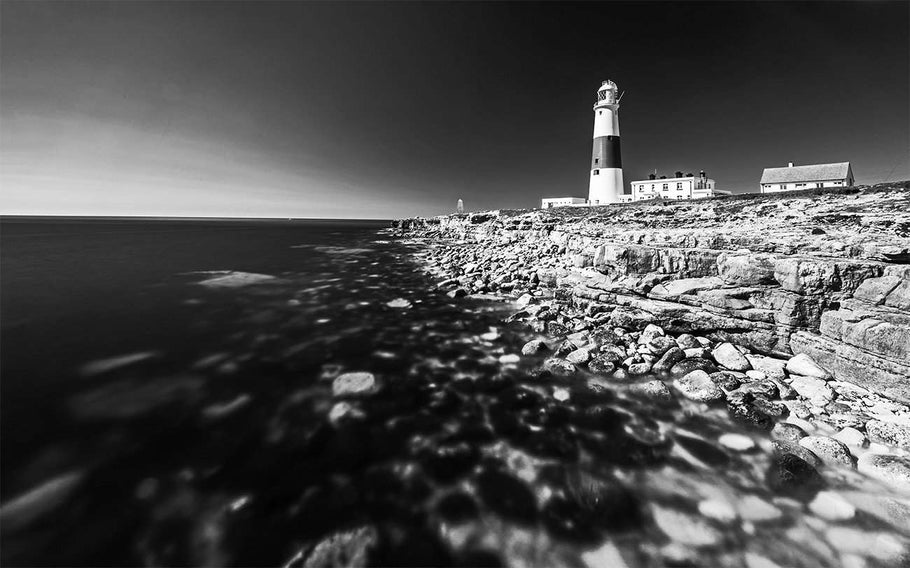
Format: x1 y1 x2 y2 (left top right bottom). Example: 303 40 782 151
391 184 910 517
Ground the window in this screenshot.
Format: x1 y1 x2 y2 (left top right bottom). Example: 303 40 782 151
662 183 668 190
593 170 599 176
834 181 843 185
651 184 655 190
676 182 683 189
594 158 599 164
816 183 823 188
796 183 806 188
780 184 787 190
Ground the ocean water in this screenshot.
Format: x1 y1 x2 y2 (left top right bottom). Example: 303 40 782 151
1 218 907 567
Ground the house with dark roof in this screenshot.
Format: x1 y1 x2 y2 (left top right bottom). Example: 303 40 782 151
760 162 854 193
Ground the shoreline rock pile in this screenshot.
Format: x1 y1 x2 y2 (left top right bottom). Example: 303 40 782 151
392 183 910 492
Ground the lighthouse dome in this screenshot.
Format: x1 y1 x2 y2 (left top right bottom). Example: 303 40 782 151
596 80 618 104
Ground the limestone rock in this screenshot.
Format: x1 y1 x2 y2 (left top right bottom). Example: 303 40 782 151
789 375 834 406
865 419 910 451
786 353 830 379
674 370 725 402
332 372 377 397
798 436 855 468
713 342 751 372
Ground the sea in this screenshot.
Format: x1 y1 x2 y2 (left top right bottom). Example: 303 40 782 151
0 217 905 567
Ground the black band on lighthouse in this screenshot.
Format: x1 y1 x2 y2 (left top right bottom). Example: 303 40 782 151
590 135 622 169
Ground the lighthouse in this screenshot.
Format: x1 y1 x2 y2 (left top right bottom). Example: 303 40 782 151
587 80 623 204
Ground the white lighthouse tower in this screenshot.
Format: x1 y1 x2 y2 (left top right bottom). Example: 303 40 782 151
587 80 624 204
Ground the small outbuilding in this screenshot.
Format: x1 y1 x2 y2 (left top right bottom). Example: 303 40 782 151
760 162 854 193
541 197 587 208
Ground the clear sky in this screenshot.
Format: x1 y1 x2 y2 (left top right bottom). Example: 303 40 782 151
2 1 908 218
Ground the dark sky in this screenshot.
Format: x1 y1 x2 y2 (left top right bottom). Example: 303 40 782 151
2 1 908 218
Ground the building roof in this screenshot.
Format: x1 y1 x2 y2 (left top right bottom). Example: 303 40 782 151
760 162 852 184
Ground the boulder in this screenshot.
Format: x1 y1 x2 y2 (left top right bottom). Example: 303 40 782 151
857 453 910 491
712 343 751 372
865 420 910 451
332 372 378 397
789 375 835 406
786 353 830 379
798 436 855 468
674 370 725 402
652 347 685 373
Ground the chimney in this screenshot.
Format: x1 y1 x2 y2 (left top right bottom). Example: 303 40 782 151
788 162 794 167
674 171 683 178
660 175 666 179
649 173 656 180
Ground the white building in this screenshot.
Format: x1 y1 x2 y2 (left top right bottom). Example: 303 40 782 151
541 197 587 208
760 162 854 193
588 80 624 204
629 170 717 201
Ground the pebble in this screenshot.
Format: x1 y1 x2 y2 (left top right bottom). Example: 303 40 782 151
798 436 856 468
674 370 725 402
651 505 722 547
498 354 520 364
713 342 751 372
786 353 830 379
809 491 856 521
386 298 412 308
719 433 756 452
332 372 377 397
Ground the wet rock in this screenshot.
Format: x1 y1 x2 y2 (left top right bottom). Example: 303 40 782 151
566 348 592 365
332 372 377 397
727 394 774 431
447 287 468 298
674 370 725 402
546 321 570 337
772 441 822 469
713 342 751 372
554 340 576 357
857 453 910 490
786 353 830 379
629 380 673 401
670 358 718 376
651 505 722 547
710 372 741 391
627 361 652 375
751 396 788 419
639 324 665 345
789 376 834 406
833 427 868 448
766 452 825 501
719 433 756 452
521 339 547 355
587 356 616 375
541 358 577 377
798 436 855 468
328 402 364 425
736 495 783 523
865 419 910 451
648 336 677 357
581 542 629 568
808 491 856 521
652 347 685 373
293 526 376 568
739 380 779 400
771 422 808 443
475 468 537 524
675 333 700 349
598 344 628 363
540 497 600 544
